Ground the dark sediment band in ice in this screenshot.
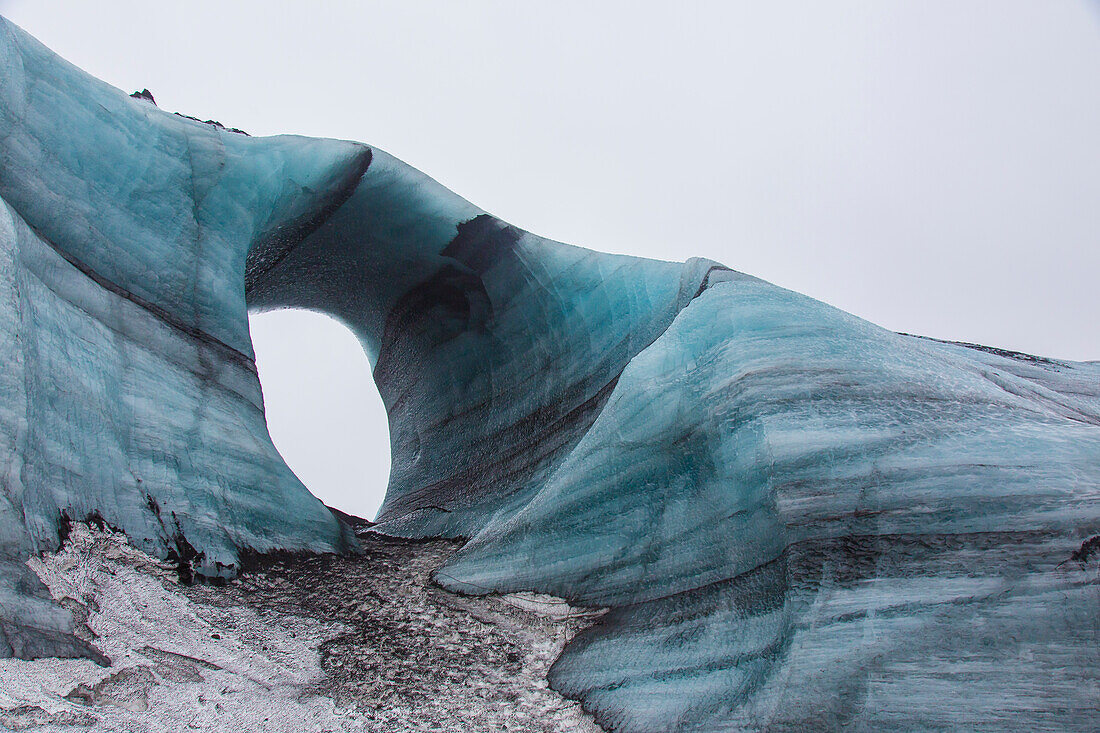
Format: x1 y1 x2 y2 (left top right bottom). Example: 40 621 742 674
1 16 1098 731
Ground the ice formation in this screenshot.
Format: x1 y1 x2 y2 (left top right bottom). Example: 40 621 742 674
1 16 1098 731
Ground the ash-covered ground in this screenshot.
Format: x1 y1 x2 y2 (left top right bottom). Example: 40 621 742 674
0 523 604 732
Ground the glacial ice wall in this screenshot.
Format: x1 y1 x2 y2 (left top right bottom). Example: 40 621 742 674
0 18 360 659
2 16 1098 732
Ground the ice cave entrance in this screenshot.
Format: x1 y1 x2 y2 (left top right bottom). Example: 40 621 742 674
248 309 391 520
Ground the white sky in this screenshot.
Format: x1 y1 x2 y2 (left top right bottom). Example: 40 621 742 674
5 1 1098 518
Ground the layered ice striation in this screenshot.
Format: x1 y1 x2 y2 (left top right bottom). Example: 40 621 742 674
0 18 362 660
2 16 1099 731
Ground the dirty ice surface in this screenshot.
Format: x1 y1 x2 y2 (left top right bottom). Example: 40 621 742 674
0 523 602 732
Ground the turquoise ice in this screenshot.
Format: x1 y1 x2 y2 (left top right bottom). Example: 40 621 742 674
1 16 1098 731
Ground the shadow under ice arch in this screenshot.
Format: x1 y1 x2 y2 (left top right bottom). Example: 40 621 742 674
1 17 1098 732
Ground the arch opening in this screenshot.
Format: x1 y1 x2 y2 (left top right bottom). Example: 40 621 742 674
248 308 391 520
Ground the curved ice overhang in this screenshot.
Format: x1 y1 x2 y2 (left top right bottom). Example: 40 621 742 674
247 145 735 538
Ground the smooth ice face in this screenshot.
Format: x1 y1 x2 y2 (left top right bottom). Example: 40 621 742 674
1 15 1098 732
439 277 1100 729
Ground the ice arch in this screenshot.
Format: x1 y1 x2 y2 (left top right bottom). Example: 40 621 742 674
1 17 1098 732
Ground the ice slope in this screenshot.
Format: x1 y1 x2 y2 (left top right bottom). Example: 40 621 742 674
440 277 1100 730
2 15 1098 731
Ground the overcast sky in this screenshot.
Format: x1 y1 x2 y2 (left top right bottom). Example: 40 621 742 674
4 1 1098 517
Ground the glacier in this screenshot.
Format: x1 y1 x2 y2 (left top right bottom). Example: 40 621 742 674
1 15 1098 732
